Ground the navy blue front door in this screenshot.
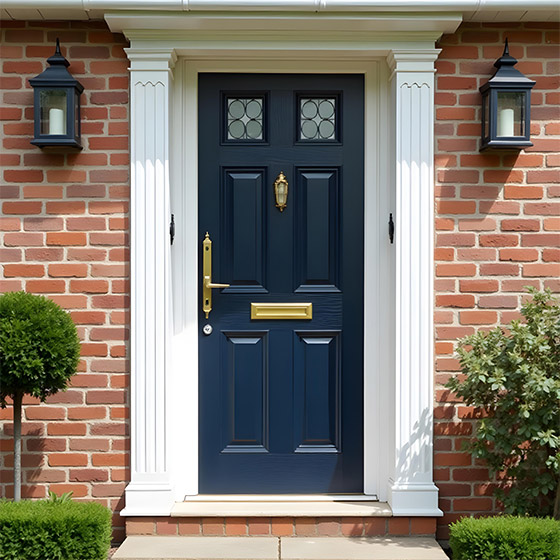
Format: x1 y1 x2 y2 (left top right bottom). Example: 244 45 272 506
198 74 364 494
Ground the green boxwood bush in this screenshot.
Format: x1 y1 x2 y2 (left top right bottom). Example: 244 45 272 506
0 499 111 560
449 516 560 560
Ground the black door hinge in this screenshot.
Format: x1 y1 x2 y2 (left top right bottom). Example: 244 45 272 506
389 213 394 244
170 214 175 245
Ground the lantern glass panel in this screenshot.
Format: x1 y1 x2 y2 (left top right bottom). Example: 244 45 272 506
74 90 80 139
40 89 67 136
497 91 524 137
483 93 489 139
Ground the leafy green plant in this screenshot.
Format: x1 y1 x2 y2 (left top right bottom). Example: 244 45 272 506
0 291 80 502
47 491 73 504
0 499 111 560
446 288 560 518
449 516 560 560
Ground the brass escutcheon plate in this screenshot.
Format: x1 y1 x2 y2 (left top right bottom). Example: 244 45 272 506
251 303 312 320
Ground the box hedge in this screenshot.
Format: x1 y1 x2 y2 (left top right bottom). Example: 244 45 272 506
449 515 560 560
0 499 111 560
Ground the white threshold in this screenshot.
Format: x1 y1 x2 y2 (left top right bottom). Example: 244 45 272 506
183 494 379 502
172 499 392 518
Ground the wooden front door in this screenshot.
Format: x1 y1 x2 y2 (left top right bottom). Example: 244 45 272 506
198 73 364 493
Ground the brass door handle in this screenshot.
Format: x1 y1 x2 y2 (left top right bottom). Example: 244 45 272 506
202 232 230 318
204 277 229 290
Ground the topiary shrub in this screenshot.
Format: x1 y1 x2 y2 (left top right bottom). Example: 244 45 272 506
449 516 560 560
0 498 111 560
0 291 80 501
446 288 560 518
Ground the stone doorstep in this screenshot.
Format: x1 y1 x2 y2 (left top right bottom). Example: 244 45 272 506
113 536 449 560
171 501 393 518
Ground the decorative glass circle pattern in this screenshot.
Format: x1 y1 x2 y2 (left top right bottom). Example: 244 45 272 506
227 98 264 140
300 98 336 141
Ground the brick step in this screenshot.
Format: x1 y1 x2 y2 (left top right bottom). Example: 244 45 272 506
126 515 437 538
113 536 449 560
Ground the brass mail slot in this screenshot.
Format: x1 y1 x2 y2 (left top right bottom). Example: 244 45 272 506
251 303 312 320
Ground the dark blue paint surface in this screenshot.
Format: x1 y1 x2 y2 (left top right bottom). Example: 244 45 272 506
199 74 364 493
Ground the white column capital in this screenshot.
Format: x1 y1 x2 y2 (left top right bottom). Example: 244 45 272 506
125 47 178 74
386 49 441 77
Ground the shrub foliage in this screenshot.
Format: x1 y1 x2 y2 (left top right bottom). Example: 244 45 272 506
449 516 560 560
0 291 80 405
447 288 560 518
0 499 112 560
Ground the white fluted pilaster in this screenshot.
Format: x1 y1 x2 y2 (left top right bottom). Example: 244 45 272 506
386 49 442 516
123 47 177 516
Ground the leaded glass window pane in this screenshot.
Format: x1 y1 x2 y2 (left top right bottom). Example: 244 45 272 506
227 97 264 140
300 98 336 141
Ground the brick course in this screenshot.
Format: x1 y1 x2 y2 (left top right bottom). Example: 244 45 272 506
434 22 559 540
0 21 129 543
126 516 438 538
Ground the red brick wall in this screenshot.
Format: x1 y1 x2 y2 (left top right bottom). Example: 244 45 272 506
1 18 558 545
434 22 560 539
0 21 130 542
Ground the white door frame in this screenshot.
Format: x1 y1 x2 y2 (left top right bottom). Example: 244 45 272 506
174 57 386 501
116 16 452 517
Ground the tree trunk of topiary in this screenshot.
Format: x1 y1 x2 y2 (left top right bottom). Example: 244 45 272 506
13 391 22 502
554 477 560 520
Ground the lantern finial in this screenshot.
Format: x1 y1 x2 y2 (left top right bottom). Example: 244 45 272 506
47 37 70 68
494 38 517 69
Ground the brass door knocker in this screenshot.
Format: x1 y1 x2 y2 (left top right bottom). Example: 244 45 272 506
274 171 288 212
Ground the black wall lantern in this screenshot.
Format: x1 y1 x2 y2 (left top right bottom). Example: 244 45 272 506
29 39 84 150
479 39 535 152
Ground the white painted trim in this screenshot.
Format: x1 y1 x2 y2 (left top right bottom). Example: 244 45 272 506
123 23 441 518
4 0 559 16
386 49 441 517
173 57 385 503
122 47 178 516
107 14 462 35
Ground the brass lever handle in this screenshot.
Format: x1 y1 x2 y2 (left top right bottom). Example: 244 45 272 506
204 276 229 290
202 232 230 318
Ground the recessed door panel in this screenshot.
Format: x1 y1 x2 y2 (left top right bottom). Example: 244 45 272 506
221 332 269 453
294 331 340 453
223 169 267 293
295 169 340 292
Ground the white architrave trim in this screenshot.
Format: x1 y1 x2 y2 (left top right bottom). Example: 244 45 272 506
173 57 386 503
122 47 178 516
386 49 441 516
122 22 442 518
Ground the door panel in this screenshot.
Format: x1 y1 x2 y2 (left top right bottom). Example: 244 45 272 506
199 74 364 494
293 331 341 453
222 169 267 292
221 332 269 453
295 169 340 292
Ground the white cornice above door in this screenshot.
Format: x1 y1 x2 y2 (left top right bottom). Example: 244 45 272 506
105 12 462 36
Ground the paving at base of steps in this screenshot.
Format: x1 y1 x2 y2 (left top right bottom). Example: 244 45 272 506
113 536 449 560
